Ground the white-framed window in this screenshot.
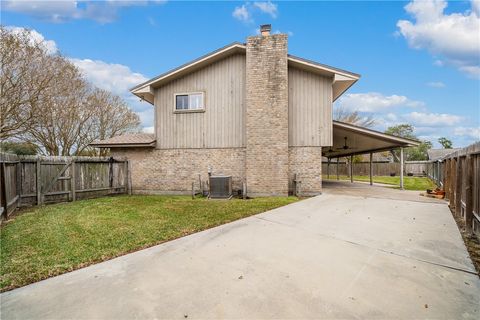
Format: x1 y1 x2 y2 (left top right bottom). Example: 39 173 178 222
174 92 204 111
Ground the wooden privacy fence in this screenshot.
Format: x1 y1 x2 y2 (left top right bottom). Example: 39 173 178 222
0 153 131 220
440 142 480 238
322 161 428 177
425 161 445 187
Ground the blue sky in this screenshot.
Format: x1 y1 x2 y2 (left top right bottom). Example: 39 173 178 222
2 0 479 147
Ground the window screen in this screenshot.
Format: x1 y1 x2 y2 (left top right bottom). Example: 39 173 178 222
175 95 189 110
175 93 203 110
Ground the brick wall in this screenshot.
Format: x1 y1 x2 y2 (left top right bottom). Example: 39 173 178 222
112 148 245 194
289 147 323 196
245 33 289 197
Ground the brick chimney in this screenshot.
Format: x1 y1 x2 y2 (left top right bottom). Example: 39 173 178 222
245 26 289 196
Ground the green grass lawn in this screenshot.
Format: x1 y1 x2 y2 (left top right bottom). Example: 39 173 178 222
323 175 436 191
0 195 297 292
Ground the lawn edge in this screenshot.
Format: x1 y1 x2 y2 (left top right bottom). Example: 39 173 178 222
0 196 300 293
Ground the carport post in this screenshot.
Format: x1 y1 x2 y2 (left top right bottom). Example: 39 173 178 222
336 158 339 180
400 147 404 190
350 155 353 183
369 152 373 186
327 158 330 179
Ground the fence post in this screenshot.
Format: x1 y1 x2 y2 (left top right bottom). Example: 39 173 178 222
369 152 373 186
455 156 462 217
16 160 21 208
125 160 131 195
71 159 76 202
400 147 404 190
327 158 330 179
350 155 353 183
444 159 450 199
0 162 7 220
36 157 42 205
465 154 474 235
450 158 456 210
436 161 440 185
450 158 456 203
336 158 339 180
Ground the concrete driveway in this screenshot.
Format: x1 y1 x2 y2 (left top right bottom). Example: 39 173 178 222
2 182 479 319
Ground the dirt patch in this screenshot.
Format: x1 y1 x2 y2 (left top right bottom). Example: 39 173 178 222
452 214 480 275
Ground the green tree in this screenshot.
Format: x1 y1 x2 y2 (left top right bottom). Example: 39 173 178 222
0 141 38 155
385 124 431 161
438 137 453 149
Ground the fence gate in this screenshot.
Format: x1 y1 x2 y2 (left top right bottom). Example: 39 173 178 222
0 154 130 220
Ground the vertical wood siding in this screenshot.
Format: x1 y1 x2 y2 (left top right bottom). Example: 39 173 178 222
155 54 246 149
288 67 333 147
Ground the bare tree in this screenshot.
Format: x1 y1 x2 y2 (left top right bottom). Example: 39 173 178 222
333 107 375 128
0 26 58 139
85 89 141 156
27 65 141 156
26 58 94 155
2 26 141 156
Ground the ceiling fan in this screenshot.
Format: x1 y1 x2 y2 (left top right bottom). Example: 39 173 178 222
335 137 357 151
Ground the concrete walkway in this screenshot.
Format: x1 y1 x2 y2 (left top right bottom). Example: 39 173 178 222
2 183 479 319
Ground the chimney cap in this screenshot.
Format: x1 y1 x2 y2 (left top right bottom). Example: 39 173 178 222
260 24 271 36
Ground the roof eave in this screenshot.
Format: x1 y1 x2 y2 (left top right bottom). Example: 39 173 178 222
130 42 247 94
333 121 421 147
287 54 360 79
90 142 156 148
130 43 360 104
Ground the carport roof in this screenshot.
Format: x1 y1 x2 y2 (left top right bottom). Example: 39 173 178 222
324 121 420 158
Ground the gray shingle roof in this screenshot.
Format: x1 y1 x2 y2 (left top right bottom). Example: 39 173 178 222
427 148 461 161
90 134 156 148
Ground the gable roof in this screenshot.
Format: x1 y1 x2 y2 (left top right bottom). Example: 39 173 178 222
131 42 360 104
427 148 461 161
90 133 156 148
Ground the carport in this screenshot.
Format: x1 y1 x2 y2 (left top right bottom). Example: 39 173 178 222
323 121 420 189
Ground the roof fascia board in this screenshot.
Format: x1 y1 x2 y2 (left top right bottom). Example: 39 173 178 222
131 42 246 93
326 146 410 159
288 55 360 79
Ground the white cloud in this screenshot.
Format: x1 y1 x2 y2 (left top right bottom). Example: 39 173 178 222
143 126 155 133
232 4 251 22
233 1 278 23
405 111 463 126
135 107 154 129
0 0 166 23
454 126 480 140
335 91 478 146
254 28 293 36
397 0 480 77
70 58 153 128
253 1 278 18
70 58 148 96
6 26 58 54
385 113 398 121
458 65 480 77
426 81 445 88
336 92 424 112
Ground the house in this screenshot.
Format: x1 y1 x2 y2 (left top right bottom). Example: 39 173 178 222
427 148 461 162
91 25 418 196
